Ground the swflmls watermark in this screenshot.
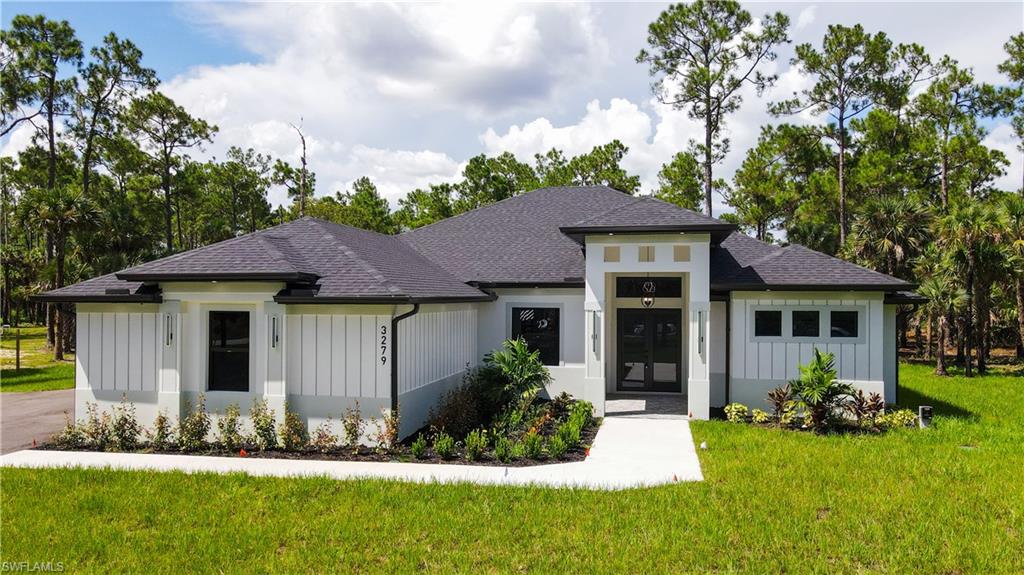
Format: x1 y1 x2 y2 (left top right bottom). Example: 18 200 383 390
1 562 64 572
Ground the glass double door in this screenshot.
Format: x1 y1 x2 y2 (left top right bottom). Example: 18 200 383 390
617 308 683 393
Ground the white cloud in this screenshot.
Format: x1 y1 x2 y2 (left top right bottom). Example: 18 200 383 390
160 2 609 207
983 123 1024 193
0 122 36 159
795 5 817 31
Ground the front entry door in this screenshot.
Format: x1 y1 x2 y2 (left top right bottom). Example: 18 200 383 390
617 308 682 392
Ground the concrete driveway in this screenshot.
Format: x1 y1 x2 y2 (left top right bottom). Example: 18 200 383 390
1 389 74 454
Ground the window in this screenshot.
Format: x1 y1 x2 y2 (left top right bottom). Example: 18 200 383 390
604 246 620 262
638 245 655 262
616 277 682 298
208 311 250 391
511 307 560 366
831 311 859 338
754 310 782 337
673 245 690 262
792 310 820 337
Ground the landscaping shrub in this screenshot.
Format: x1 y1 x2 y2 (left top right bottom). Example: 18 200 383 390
374 408 400 451
751 408 771 425
547 435 567 460
54 412 87 449
493 436 514 463
556 420 581 449
310 419 338 453
342 402 365 451
569 400 594 428
178 395 211 452
279 403 309 451
767 384 792 420
789 349 854 431
877 409 918 429
522 429 544 459
464 429 488 461
433 431 455 460
216 403 243 450
111 396 142 451
724 403 748 423
249 398 277 450
487 338 551 436
410 434 428 459
83 402 113 450
147 410 173 450
847 390 885 427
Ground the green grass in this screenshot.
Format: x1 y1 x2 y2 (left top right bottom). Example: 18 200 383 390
2 363 1022 573
1 325 75 392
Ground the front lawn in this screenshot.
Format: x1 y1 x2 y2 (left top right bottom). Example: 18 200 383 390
2 363 1021 573
1 325 75 392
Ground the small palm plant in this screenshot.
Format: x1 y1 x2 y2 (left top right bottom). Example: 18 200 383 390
486 338 551 436
789 349 854 432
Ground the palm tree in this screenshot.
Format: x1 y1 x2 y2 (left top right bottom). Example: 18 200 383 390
917 275 968 375
937 202 1002 376
845 195 931 278
1002 194 1024 359
27 185 97 360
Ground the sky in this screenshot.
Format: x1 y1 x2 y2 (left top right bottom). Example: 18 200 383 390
2 1 1022 213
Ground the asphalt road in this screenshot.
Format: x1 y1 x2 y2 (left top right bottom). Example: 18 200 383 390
1 389 74 454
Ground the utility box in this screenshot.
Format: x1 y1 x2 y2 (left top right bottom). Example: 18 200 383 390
919 405 933 428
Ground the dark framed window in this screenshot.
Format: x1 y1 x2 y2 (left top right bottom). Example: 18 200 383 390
615 277 682 298
792 310 820 337
831 311 859 338
208 311 250 392
511 307 560 366
754 310 782 337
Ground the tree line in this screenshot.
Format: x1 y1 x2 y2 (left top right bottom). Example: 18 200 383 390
2 6 1024 376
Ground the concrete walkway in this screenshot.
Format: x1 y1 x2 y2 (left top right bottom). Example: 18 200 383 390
0 417 703 490
1 389 74 454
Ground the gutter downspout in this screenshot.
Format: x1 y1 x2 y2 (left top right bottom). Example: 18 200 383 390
390 303 420 414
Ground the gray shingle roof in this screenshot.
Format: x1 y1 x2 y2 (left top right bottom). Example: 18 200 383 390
38 186 913 302
34 272 160 303
39 218 490 303
711 242 913 290
400 186 642 285
562 196 735 235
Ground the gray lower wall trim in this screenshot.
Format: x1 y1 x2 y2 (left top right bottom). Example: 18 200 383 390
710 372 727 408
398 371 466 438
729 377 885 410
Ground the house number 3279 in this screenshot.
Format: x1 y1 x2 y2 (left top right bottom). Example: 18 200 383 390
380 325 388 364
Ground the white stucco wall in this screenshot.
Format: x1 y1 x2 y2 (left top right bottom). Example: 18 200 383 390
476 288 592 405
583 234 713 419
728 291 892 409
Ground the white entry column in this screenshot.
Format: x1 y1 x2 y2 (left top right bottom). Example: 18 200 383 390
687 244 711 419
157 301 182 418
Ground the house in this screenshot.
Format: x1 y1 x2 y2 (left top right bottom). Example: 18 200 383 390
38 185 920 438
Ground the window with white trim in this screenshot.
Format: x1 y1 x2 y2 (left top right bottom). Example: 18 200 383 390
754 310 782 337
511 307 560 366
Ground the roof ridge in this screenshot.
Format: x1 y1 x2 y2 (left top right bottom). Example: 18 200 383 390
309 219 403 294
568 195 647 227
641 194 726 224
119 220 308 274
401 185 626 236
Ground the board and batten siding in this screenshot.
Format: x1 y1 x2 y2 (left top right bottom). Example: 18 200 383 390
76 311 160 391
729 292 891 407
285 314 392 399
397 307 477 394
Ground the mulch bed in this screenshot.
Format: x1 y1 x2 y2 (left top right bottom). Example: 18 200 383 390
34 422 601 467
